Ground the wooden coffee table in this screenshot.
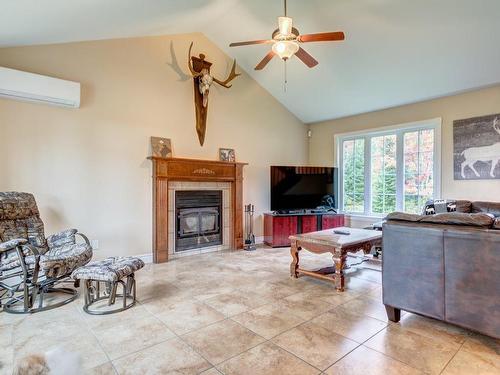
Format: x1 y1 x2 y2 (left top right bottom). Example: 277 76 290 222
289 227 382 291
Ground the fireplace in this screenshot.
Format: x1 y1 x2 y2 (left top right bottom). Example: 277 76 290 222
149 157 246 262
175 190 222 252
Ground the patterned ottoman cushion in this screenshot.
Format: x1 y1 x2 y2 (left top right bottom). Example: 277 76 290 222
71 256 145 282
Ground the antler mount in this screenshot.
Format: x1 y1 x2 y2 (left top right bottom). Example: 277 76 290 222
187 42 240 146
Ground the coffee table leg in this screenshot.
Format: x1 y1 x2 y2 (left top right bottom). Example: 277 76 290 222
290 240 300 278
332 251 346 291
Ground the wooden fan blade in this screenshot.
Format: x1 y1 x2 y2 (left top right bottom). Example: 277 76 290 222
297 31 345 43
229 40 273 47
295 47 318 68
255 51 276 70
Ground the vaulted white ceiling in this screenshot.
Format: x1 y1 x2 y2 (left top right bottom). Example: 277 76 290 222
2 0 500 123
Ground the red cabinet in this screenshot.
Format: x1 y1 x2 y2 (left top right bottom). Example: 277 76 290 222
264 215 297 247
322 214 345 229
264 213 345 247
301 215 318 233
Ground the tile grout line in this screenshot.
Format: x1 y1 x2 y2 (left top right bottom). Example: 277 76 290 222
84 301 174 371
438 340 465 375
85 316 119 374
360 326 462 374
215 318 325 374
106 310 216 373
341 327 428 373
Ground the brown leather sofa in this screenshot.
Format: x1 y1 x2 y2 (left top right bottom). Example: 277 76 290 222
382 200 500 338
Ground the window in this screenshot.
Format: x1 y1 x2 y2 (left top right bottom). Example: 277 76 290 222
337 119 441 215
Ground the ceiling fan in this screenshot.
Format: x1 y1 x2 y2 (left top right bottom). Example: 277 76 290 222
229 0 345 70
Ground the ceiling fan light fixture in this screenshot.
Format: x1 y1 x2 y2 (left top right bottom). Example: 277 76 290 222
272 40 299 60
278 16 293 36
228 0 345 71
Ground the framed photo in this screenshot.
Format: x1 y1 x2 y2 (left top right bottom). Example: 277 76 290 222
453 113 500 180
151 137 172 158
219 148 235 162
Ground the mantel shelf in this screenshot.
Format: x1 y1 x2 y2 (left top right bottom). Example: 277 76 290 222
148 156 248 167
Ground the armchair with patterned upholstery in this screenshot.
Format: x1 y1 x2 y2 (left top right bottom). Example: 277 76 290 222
0 192 93 313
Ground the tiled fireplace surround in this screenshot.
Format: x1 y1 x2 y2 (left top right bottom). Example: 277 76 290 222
168 181 232 258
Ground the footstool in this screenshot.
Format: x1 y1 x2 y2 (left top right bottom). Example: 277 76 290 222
71 256 145 315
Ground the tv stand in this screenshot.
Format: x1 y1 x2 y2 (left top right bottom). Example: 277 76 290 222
264 212 345 248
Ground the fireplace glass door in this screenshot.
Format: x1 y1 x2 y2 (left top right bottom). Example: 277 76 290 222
175 191 222 252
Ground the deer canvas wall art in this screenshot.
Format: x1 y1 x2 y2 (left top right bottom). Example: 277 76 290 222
453 113 500 180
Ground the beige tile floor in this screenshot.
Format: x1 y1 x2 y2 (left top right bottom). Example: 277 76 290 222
1 247 499 375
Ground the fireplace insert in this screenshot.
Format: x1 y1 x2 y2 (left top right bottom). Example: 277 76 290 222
175 190 222 252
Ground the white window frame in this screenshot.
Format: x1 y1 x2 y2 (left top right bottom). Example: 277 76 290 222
336 118 442 217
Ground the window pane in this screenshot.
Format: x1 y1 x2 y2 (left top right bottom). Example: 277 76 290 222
404 195 420 214
404 129 434 213
420 129 434 152
342 139 365 212
371 134 397 214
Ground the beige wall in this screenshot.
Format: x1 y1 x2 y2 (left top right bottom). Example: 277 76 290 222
0 33 308 258
308 85 500 202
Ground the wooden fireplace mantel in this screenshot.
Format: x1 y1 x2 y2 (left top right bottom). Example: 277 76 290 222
149 156 247 263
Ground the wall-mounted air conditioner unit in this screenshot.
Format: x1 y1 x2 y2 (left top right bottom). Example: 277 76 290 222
0 67 80 108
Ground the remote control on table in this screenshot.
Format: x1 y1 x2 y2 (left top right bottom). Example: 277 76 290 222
333 229 351 235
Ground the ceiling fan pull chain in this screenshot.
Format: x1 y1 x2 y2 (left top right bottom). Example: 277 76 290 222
284 59 288 92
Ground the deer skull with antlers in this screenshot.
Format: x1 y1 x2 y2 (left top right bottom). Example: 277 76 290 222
187 42 240 145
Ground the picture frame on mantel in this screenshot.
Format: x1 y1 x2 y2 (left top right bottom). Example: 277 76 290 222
151 137 172 158
219 148 236 162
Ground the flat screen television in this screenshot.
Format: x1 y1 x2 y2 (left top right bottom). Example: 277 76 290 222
270 166 338 211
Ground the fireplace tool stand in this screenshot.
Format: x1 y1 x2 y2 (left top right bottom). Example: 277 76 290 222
244 204 256 251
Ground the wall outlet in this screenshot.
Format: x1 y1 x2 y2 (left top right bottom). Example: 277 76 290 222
91 239 99 250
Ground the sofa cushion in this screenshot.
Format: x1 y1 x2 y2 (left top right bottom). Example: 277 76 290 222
471 201 500 217
420 212 494 227
385 212 423 222
455 200 472 213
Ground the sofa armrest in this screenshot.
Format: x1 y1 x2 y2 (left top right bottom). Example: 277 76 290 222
382 222 445 320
